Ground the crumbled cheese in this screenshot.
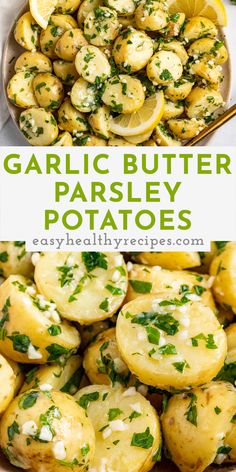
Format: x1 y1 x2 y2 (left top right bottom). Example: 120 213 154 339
22 421 37 436
40 383 53 392
28 344 43 360
109 420 128 432
130 402 141 413
31 253 40 266
52 440 66 460
123 387 136 397
39 425 53 442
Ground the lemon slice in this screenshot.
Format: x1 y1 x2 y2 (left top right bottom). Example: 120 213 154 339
109 92 164 137
167 0 227 26
29 0 58 29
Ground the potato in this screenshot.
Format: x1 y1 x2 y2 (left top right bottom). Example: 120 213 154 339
147 51 183 85
126 264 216 313
88 105 110 139
186 86 224 119
33 73 64 110
75 384 161 472
162 381 236 471
0 390 95 471
53 60 79 85
0 354 16 414
83 327 133 386
34 252 128 324
102 75 145 114
40 15 78 59
80 320 111 349
194 241 218 273
55 29 88 61
190 60 223 87
162 99 184 121
0 275 80 364
55 0 82 14
165 12 185 38
116 16 137 28
104 0 135 16
210 242 236 313
20 355 85 395
19 108 59 146
75 45 111 83
135 1 168 31
71 77 101 113
131 251 201 269
15 52 52 73
188 38 228 65
84 7 120 46
158 40 188 65
52 132 73 146
73 134 107 146
6 358 25 395
113 28 153 73
77 0 102 27
0 242 33 279
153 123 181 146
182 16 217 42
125 129 153 145
165 78 194 102
14 12 41 51
58 98 88 132
116 294 227 391
7 72 38 108
108 137 134 146
168 118 205 140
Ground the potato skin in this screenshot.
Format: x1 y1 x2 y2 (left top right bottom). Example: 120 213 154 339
14 12 41 51
210 242 236 313
182 16 217 42
15 52 52 73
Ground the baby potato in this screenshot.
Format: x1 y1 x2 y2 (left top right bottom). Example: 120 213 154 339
182 16 217 42
185 87 224 119
33 73 64 110
88 105 110 139
102 75 145 114
75 384 161 472
83 327 132 386
165 12 185 38
6 358 25 395
71 78 99 113
116 294 227 391
58 98 88 132
84 7 120 46
73 133 107 145
188 38 228 65
77 0 102 27
162 99 184 121
20 355 84 395
135 1 168 31
143 138 157 146
147 51 183 85
104 0 135 16
194 242 218 274
165 78 194 102
158 40 188 65
0 242 33 279
75 45 111 83
55 0 82 13
126 264 216 313
0 354 16 414
53 60 79 85
7 72 38 108
14 12 41 52
113 28 153 73
52 132 73 146
40 15 78 59
34 252 127 324
153 122 181 146
80 320 111 349
190 60 223 87
0 390 95 471
19 108 59 146
131 252 201 269
0 275 80 364
108 137 134 145
162 382 236 472
168 118 205 140
15 51 52 73
210 242 236 314
55 29 88 61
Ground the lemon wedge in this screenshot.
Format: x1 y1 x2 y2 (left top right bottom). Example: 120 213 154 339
167 0 227 26
29 0 58 29
109 92 164 137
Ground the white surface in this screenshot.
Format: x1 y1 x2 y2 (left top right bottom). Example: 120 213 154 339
0 0 235 146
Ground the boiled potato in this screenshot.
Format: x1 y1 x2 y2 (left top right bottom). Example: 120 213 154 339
53 60 79 85
75 384 161 472
88 105 110 139
75 45 111 83
210 242 236 313
0 354 16 414
108 137 134 146
71 78 99 112
6 358 25 395
83 327 132 386
84 7 120 46
162 99 184 121
158 40 188 65
0 390 95 471
105 0 135 16
147 51 183 85
116 294 226 390
194 242 218 273
153 123 181 146
7 72 38 108
162 381 236 471
58 98 88 132
135 1 168 31
131 252 201 269
0 242 33 279
185 87 224 119
55 0 82 13
102 75 145 113
40 14 78 59
77 0 102 27
52 131 73 146
55 29 88 61
165 78 194 102
14 12 41 51
80 320 111 349
15 51 52 73
0 275 80 364
113 28 153 73
73 133 107 145
143 138 157 146
165 12 185 38
19 108 59 146
34 252 128 324
190 60 223 87
20 355 84 395
32 73 64 110
168 118 205 140
182 16 217 42
188 38 228 65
